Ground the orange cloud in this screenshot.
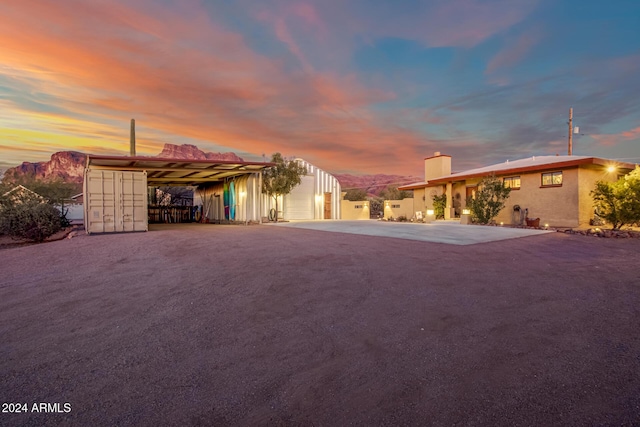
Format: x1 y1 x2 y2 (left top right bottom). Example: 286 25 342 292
0 1 456 175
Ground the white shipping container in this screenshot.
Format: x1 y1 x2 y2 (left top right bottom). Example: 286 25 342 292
84 169 148 234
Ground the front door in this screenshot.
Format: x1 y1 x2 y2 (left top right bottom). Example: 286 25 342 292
324 193 332 219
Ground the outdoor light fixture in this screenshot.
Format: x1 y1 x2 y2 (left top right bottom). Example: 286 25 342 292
462 209 471 215
607 166 616 173
544 223 549 229
500 221 504 226
240 191 246 197
427 209 434 215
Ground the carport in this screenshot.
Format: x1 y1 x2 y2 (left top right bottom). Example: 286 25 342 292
83 155 272 234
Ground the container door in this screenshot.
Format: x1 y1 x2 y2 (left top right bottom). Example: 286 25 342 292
85 170 118 233
120 171 148 232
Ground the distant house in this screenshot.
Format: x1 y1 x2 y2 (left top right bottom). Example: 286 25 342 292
2 185 44 204
398 152 636 228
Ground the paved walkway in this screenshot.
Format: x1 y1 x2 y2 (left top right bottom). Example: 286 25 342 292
269 219 552 245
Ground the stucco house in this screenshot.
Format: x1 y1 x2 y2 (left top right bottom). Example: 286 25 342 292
398 152 636 228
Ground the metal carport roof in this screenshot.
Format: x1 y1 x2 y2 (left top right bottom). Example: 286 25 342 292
86 155 273 186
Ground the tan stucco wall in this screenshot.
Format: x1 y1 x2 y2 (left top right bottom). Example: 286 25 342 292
577 166 620 227
341 200 371 220
383 198 415 220
490 168 579 227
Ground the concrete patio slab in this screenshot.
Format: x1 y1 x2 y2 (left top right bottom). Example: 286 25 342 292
268 220 552 245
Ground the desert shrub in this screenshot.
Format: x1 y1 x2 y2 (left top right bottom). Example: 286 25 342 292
468 176 511 224
344 188 368 201
397 215 407 222
432 193 447 219
0 200 62 242
591 166 640 230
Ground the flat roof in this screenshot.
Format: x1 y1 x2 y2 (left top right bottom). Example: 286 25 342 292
398 155 637 190
86 155 274 186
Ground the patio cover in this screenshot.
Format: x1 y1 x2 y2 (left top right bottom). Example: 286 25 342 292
86 155 273 186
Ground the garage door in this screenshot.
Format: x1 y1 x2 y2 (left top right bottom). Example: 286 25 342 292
284 176 314 220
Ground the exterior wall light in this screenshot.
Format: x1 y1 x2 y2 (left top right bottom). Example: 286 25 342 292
607 166 616 173
462 209 471 215
426 209 435 215
500 221 504 226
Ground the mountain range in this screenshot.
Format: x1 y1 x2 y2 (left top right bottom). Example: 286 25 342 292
3 144 419 196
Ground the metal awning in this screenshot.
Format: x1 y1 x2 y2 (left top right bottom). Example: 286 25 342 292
86 155 273 186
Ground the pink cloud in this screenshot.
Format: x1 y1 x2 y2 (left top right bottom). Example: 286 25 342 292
357 0 538 48
2 0 446 174
486 29 542 75
592 126 640 147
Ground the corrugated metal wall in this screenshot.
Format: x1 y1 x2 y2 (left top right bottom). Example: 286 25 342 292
193 173 263 222
286 158 341 220
193 159 342 222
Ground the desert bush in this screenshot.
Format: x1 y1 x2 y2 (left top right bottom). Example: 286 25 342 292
468 176 511 224
591 166 640 230
344 188 368 201
0 200 62 242
432 193 447 219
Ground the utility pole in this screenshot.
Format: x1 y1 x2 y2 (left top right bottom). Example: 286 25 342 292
568 108 573 156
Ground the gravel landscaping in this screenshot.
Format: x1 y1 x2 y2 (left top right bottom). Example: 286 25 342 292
1 223 639 426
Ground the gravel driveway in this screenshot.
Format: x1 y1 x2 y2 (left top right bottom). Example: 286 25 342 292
1 224 639 426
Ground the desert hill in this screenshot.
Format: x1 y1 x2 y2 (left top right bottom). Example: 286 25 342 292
4 144 419 196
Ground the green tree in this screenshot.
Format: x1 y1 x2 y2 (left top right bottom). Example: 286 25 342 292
591 166 640 230
262 153 308 222
432 193 447 219
468 176 511 224
344 188 368 201
379 186 412 200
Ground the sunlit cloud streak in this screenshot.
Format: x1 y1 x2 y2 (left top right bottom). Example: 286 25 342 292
0 0 638 176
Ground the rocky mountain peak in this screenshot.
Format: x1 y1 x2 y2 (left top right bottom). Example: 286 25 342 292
157 143 244 162
3 151 87 184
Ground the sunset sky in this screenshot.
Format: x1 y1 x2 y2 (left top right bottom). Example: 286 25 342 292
1 0 639 176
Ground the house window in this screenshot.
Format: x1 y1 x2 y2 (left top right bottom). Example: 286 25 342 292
354 205 363 209
391 204 400 209
541 171 563 187
503 176 521 189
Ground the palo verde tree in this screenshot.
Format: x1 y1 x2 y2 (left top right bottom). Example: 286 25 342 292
468 175 511 224
379 185 412 200
262 153 307 221
591 166 640 230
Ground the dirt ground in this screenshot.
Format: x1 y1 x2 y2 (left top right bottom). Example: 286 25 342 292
1 223 640 426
